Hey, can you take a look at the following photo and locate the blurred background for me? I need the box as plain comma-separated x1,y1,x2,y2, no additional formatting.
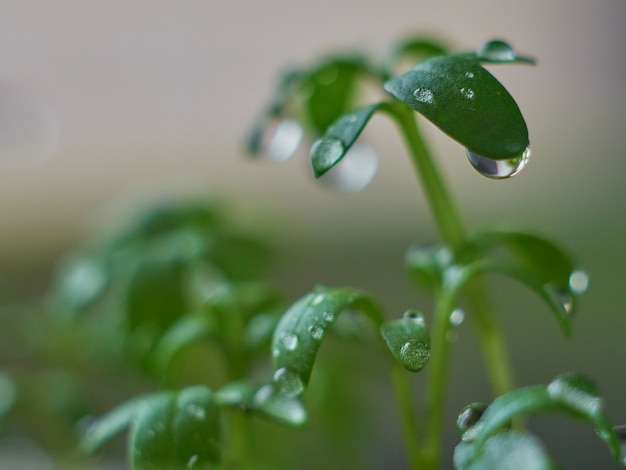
1,0,625,468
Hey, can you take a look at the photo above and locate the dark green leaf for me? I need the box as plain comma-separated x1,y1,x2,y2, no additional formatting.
311,103,383,178
461,375,621,463
304,57,366,134
455,430,553,470
130,386,221,469
384,55,528,159
379,311,430,372
271,285,384,396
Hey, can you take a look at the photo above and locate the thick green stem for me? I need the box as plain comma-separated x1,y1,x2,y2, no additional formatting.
391,363,423,469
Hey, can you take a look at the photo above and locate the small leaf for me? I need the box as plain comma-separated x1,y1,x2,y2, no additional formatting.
380,311,431,372
455,430,553,470
304,57,367,134
130,386,221,469
270,285,384,396
150,315,215,375
79,394,155,455
311,103,383,178
384,55,528,159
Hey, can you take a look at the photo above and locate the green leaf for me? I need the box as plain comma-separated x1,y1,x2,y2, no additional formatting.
79,393,155,455
270,285,384,396
311,103,383,178
460,375,621,463
130,386,221,469
455,430,554,470
380,311,431,372
150,314,215,375
384,55,529,159
304,57,367,134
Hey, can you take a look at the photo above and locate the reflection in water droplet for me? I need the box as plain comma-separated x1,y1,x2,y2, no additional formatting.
450,309,465,326
0,87,59,170
399,340,430,371
569,270,589,294
466,146,530,179
281,332,299,351
413,87,434,104
259,118,303,161
478,39,516,61
308,324,324,340
318,142,378,192
273,368,305,397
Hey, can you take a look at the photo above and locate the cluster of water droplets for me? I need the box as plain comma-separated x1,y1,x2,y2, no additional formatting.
466,146,531,180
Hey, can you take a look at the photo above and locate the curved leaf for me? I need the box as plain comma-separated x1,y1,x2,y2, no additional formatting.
461,375,621,463
130,386,221,469
380,311,431,372
270,285,384,396
384,55,528,159
311,103,384,178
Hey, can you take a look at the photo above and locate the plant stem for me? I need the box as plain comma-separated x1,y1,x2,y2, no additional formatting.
390,103,514,466
391,362,423,469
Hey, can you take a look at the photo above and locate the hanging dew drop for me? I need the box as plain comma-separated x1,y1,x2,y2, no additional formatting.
252,118,303,161
399,340,430,372
569,270,589,294
466,146,530,179
311,137,345,169
478,39,516,62
272,368,305,397
318,142,379,192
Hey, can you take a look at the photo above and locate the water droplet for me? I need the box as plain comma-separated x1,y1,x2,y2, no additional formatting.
478,39,516,62
399,340,430,372
545,284,574,314
322,311,335,323
280,332,299,351
311,137,345,169
308,324,324,340
460,87,474,99
254,385,307,426
311,294,324,306
318,142,379,192
456,402,487,436
273,368,305,397
186,404,206,420
466,146,531,179
548,373,602,414
413,87,434,104
569,270,589,294
252,118,303,161
465,71,475,79
187,455,199,468
402,310,425,324
450,309,465,326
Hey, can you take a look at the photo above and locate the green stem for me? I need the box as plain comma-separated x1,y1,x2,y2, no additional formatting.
391,363,423,469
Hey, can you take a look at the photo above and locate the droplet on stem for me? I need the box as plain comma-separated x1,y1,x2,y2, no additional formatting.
466,146,530,179
318,142,379,192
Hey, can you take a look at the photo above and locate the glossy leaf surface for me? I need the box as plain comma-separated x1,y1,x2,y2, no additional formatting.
271,285,384,395
384,55,528,159
311,103,383,177
380,311,431,372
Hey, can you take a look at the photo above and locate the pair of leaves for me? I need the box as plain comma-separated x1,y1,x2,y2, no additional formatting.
455,373,622,469
80,386,221,469
405,228,583,335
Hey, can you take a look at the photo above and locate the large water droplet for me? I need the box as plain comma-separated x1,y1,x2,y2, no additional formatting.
310,136,345,168
399,339,430,371
280,332,299,351
318,142,379,192
478,39,516,62
253,118,303,161
456,402,487,436
273,367,305,397
569,270,589,295
466,146,530,179
253,384,307,425
413,87,434,104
